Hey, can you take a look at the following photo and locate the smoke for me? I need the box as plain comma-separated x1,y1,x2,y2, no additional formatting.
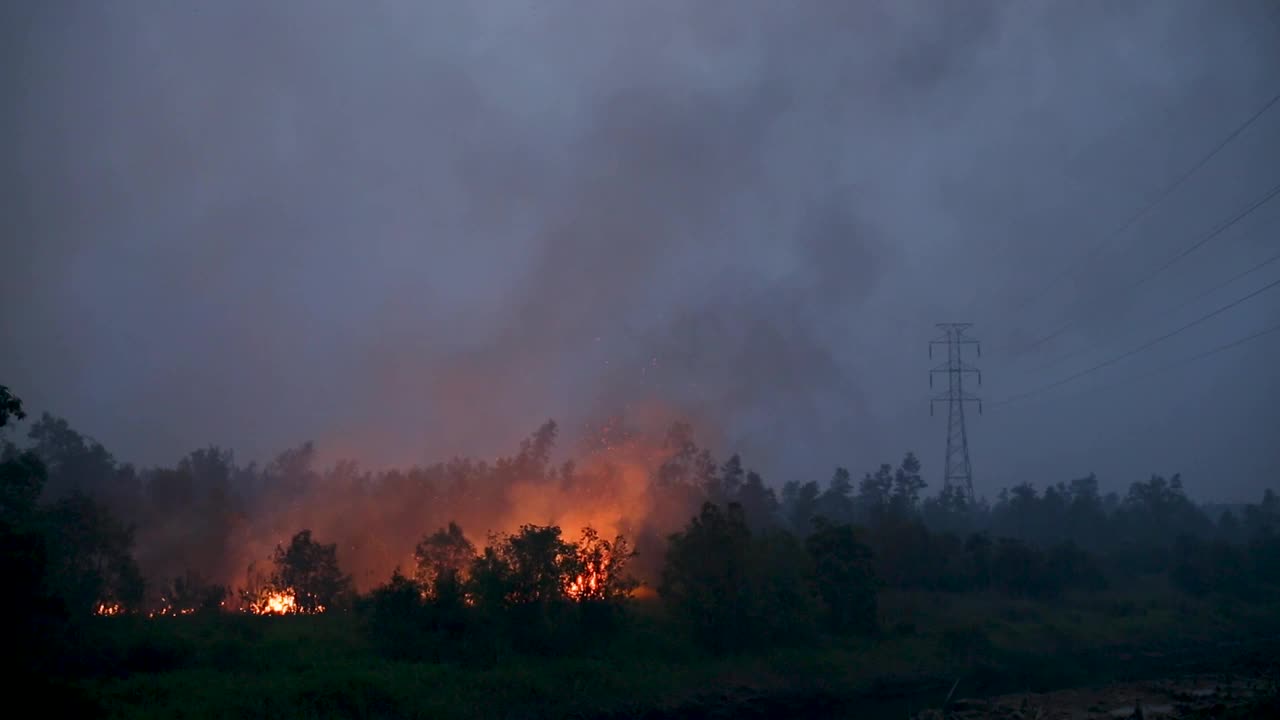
3,0,1279,508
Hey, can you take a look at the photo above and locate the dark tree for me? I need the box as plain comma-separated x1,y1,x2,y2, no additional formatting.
660,502,753,651
805,520,878,635
272,529,353,612
891,452,926,514
816,467,855,525
782,479,821,533
1,450,46,524
705,454,745,506
159,571,228,614
856,464,894,523
737,470,780,529
497,524,578,604
514,420,558,480
42,493,145,614
366,569,431,661
414,522,477,595
0,385,25,428
27,414,122,500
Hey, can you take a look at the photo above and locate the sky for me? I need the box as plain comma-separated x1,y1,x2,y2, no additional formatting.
3,0,1279,502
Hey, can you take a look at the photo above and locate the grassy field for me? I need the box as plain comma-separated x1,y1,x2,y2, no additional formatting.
70,580,1280,719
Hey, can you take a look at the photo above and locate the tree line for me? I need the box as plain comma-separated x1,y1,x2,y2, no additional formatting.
3,384,1280,674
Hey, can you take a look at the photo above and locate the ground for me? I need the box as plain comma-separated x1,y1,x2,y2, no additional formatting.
69,583,1280,719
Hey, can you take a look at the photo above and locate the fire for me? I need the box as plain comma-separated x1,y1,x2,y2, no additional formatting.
95,602,123,616
250,589,298,614
148,598,198,618
566,557,611,601
246,588,325,615
564,527,637,601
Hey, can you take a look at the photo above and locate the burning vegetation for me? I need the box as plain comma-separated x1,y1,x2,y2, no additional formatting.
94,602,122,617
5,415,696,618
8,404,1280,663
246,589,303,615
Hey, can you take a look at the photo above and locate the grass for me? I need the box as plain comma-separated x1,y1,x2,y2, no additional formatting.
72,586,1280,719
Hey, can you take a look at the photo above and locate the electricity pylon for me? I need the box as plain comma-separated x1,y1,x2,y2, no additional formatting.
930,323,982,503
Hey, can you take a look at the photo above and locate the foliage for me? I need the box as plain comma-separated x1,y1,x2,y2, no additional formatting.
660,502,819,652
570,526,639,601
41,493,146,614
0,384,24,428
271,530,353,612
160,571,229,614
804,520,878,635
364,570,432,661
413,522,476,595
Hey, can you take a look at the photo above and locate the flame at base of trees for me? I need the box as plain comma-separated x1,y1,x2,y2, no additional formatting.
244,587,326,615
236,530,351,615
564,528,637,602
95,602,123,616
149,601,198,617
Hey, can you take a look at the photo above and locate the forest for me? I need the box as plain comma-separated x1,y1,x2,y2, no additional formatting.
3,384,1279,719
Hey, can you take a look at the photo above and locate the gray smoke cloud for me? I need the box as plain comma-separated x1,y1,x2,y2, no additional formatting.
3,0,1279,500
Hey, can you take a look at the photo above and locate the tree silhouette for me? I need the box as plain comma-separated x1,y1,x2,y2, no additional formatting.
271,529,352,612
42,493,145,614
891,452,926,514
737,470,780,529
816,467,855,525
660,502,754,652
782,479,821,533
0,385,25,428
497,524,578,604
569,527,638,602
414,522,476,595
805,520,878,635
856,464,894,523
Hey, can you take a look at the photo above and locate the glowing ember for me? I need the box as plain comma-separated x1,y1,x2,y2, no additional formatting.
95,602,123,616
148,598,197,618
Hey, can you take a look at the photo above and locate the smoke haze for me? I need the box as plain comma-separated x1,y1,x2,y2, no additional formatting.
4,1,1280,501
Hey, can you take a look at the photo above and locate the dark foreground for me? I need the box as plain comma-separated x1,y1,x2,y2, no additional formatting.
44,587,1280,719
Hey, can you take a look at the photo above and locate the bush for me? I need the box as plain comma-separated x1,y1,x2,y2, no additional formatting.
365,571,431,661
660,502,820,652
805,521,878,635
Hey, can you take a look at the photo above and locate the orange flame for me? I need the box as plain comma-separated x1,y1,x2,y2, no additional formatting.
246,588,325,615
566,556,612,601
95,602,124,616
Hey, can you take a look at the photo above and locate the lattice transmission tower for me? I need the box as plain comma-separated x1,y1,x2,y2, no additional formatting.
930,323,982,503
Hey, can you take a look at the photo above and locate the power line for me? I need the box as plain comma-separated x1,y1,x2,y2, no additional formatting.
992,275,1280,408
1012,88,1280,319
1078,322,1280,401
1020,178,1280,354
1033,240,1280,375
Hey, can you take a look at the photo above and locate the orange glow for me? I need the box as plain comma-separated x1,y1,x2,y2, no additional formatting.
566,556,611,601
631,585,658,600
246,588,325,615
250,589,297,614
148,598,197,617
95,602,123,616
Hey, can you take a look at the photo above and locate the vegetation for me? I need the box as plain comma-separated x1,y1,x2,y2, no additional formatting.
3,384,1280,718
